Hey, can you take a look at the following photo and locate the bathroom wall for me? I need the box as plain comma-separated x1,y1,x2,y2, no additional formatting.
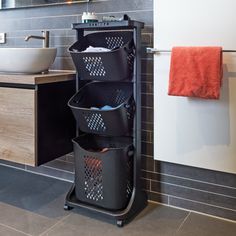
0,0,236,221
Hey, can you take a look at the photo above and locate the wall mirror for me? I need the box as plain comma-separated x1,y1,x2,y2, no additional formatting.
0,0,90,10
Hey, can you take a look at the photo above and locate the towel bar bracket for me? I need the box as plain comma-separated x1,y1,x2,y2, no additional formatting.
146,47,162,54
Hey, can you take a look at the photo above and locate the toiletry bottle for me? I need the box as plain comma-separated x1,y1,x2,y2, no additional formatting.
82,12,98,23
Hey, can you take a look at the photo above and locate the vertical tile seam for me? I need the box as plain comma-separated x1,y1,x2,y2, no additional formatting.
39,214,71,236
176,211,191,233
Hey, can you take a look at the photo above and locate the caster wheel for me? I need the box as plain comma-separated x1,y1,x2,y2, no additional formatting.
64,204,73,211
117,220,124,227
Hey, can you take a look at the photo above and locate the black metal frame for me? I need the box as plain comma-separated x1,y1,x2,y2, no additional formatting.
64,19,147,227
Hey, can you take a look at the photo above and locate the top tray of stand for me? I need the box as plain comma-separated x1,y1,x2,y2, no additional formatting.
72,20,144,31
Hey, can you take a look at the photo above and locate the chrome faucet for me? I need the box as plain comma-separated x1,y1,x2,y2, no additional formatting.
25,31,49,48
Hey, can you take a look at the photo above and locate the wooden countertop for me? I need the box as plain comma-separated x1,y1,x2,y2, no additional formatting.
0,70,76,85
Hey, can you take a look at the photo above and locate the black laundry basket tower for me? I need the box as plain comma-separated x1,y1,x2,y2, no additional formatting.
64,19,147,228
73,135,133,210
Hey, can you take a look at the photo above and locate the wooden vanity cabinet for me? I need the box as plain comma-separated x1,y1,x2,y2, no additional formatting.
0,72,76,166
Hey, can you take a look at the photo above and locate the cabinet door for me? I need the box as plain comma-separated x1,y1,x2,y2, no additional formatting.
0,87,35,166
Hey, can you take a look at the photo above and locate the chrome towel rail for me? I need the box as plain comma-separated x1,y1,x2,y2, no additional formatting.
146,47,236,54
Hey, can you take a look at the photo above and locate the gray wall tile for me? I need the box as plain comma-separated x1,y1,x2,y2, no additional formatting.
88,0,153,13
155,161,236,188
30,15,77,30
44,159,75,173
142,93,153,107
141,81,153,94
143,171,236,197
141,58,154,75
141,130,153,143
142,122,154,131
141,178,151,191
26,165,74,182
151,181,236,210
146,191,169,204
142,141,154,156
142,107,154,123
141,157,155,172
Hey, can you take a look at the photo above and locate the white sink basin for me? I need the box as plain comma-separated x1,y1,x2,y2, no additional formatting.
0,48,57,74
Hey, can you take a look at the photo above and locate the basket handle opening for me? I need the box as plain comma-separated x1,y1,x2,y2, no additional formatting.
124,39,135,54
125,97,136,113
127,146,135,157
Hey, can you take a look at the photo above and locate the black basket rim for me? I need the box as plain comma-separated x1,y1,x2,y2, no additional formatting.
68,31,134,54
68,47,122,54
72,135,133,153
68,81,132,111
68,103,123,112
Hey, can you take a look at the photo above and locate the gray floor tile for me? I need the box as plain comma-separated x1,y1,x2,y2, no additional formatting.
43,204,189,236
32,193,70,219
0,202,58,236
176,212,236,236
0,224,28,236
3,164,236,236
0,165,72,218
0,165,73,235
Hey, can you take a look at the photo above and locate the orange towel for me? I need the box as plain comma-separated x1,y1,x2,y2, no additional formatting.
168,47,223,99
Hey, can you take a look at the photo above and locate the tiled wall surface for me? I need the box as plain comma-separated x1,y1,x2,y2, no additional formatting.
0,0,236,221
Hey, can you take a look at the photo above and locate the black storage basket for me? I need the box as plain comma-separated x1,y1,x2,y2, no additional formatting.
68,82,134,136
73,134,133,210
69,31,135,81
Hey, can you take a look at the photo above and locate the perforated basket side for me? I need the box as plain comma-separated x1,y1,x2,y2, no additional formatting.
84,155,103,202
82,56,106,77
82,111,107,133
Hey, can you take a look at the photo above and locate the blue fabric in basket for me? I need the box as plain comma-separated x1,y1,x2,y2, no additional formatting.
91,105,113,111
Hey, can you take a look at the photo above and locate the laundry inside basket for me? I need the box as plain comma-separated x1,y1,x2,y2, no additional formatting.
82,46,111,53
90,105,114,111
